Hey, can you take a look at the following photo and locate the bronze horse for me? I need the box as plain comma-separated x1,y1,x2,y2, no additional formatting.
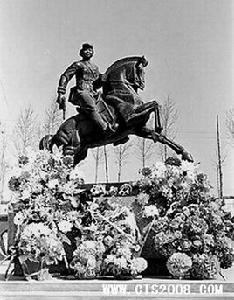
40,56,193,165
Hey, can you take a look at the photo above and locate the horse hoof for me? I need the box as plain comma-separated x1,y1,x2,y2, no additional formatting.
182,152,194,162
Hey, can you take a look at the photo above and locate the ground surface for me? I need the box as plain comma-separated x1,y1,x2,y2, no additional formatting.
1,261,234,299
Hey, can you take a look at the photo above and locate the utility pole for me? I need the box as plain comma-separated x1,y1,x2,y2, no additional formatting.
216,115,223,200
103,146,109,183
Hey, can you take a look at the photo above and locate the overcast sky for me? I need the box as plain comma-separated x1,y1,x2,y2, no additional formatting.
0,0,233,194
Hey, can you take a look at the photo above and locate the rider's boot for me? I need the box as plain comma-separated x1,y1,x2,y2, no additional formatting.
90,110,119,136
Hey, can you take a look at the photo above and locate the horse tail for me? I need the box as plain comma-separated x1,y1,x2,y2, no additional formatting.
39,135,53,151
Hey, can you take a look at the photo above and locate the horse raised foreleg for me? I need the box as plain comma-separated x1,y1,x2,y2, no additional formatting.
126,101,157,127
136,127,194,162
134,100,158,113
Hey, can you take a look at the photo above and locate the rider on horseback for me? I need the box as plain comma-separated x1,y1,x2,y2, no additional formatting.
56,43,118,136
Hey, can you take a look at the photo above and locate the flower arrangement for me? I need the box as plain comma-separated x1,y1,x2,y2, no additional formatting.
166,253,192,279
70,240,106,278
8,149,147,280
133,157,234,279
70,197,147,278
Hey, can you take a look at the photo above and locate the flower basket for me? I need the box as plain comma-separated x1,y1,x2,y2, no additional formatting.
18,256,52,280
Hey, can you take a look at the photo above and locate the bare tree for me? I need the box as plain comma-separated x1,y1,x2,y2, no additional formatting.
13,106,38,155
135,137,154,169
216,115,224,200
91,147,104,183
43,98,62,136
225,108,234,145
158,96,178,161
0,123,8,203
114,141,132,183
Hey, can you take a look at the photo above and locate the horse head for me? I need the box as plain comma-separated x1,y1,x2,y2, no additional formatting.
103,56,148,94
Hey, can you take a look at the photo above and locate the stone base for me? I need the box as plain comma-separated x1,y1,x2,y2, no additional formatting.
0,277,233,300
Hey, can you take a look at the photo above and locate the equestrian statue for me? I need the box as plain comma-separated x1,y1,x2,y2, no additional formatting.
40,43,193,165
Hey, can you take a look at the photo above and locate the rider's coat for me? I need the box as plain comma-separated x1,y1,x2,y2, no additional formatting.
60,60,100,107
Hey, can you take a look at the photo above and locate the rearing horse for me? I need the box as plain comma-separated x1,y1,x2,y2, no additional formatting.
40,56,193,165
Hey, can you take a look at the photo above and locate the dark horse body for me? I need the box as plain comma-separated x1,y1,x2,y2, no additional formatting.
40,56,193,165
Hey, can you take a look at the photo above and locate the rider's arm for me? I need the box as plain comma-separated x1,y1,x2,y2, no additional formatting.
57,62,80,95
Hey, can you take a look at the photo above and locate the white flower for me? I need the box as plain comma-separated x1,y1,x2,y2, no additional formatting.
161,185,173,199
47,178,59,189
89,202,99,211
14,212,25,225
10,166,22,177
51,148,63,161
167,165,181,178
21,222,51,239
58,220,73,233
181,161,197,181
151,162,167,178
181,161,196,173
137,192,149,205
70,197,79,208
70,166,85,180
87,257,96,269
36,223,52,236
25,147,37,164
114,257,128,269
21,189,31,200
105,255,115,263
38,170,47,180
144,205,159,218
83,241,96,249
91,185,106,195
10,194,20,204
131,257,148,273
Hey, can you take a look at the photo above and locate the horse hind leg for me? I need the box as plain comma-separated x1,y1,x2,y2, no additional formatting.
39,135,53,151
136,127,194,162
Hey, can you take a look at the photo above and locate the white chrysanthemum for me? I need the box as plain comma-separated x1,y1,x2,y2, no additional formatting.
10,166,22,177
70,165,85,180
91,184,106,195
58,220,73,233
119,247,132,259
36,222,52,236
114,257,128,269
38,170,47,180
51,148,63,161
21,222,51,239
181,161,197,181
137,192,149,205
21,189,31,200
131,257,148,273
161,185,173,198
151,162,167,178
25,147,37,164
144,205,159,217
87,257,96,269
14,212,25,225
167,165,181,178
83,241,96,249
10,194,20,204
105,255,115,263
181,161,196,173
47,178,59,189
89,202,99,211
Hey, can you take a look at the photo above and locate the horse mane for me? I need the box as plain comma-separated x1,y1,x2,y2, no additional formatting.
105,56,142,75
